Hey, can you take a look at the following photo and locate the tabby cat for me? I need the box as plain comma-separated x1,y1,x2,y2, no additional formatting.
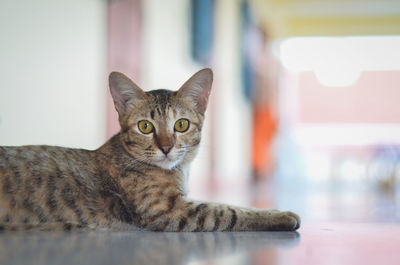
0,69,300,231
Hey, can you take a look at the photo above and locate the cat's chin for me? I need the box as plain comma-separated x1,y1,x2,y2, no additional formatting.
153,156,182,171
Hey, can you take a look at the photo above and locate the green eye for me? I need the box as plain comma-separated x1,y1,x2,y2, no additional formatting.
138,120,154,134
174,119,190,133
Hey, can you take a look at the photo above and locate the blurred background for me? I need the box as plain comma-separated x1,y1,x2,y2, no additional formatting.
1,0,400,224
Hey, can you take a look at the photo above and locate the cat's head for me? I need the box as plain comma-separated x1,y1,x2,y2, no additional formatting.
109,69,213,170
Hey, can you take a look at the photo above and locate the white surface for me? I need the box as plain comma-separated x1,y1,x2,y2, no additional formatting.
294,124,400,146
213,0,251,181
279,36,400,87
0,0,107,149
141,0,196,91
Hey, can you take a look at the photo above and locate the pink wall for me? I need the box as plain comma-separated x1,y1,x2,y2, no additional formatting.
299,71,400,124
107,0,142,138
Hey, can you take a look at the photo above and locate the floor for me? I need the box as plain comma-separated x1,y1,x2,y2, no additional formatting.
1,222,399,265
1,180,399,265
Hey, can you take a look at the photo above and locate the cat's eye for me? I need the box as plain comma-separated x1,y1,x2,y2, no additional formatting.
174,119,190,133
138,120,154,134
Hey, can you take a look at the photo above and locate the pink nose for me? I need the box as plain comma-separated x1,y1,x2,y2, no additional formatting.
160,145,172,155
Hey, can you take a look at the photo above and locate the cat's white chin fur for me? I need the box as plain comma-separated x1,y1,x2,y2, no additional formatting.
154,156,183,171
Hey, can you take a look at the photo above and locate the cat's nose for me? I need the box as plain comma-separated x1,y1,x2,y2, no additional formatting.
160,145,173,155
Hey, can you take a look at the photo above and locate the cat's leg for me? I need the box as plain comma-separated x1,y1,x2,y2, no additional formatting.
135,193,300,232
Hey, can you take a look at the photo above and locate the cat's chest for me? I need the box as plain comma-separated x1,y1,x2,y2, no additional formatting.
117,167,186,197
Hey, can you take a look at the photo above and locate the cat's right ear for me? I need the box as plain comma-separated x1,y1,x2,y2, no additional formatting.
109,72,146,118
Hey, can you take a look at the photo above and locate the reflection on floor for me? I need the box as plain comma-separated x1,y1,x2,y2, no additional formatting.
0,230,300,265
1,179,399,265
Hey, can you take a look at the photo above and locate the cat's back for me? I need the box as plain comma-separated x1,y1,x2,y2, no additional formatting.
0,145,107,227
0,145,97,194
0,145,93,173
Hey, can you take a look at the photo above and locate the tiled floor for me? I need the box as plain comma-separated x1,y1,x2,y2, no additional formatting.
1,180,399,265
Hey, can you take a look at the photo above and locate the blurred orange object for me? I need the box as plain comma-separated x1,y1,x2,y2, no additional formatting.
252,105,277,181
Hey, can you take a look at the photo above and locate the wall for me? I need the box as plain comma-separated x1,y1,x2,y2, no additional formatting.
0,0,107,149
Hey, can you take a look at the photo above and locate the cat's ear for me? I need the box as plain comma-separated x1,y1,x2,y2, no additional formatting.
177,68,213,114
109,72,146,118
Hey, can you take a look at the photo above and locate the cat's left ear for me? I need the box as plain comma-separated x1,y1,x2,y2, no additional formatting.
177,68,213,114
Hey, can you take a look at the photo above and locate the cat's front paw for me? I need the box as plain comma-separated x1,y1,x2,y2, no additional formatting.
267,210,301,231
